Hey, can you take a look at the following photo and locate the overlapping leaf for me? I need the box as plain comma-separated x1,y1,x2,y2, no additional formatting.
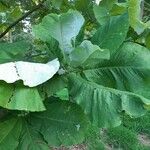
69,40,110,67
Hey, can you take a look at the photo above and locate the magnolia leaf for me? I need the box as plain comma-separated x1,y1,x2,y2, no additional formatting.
92,13,129,51
0,58,60,87
69,40,110,67
33,10,84,54
83,42,150,99
0,118,22,150
29,99,90,146
18,119,50,150
0,82,45,111
69,74,150,128
0,41,30,63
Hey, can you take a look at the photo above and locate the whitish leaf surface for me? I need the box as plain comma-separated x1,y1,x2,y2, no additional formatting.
92,13,129,51
0,118,22,150
33,10,84,54
69,74,150,128
69,40,110,67
0,82,45,111
29,100,90,146
0,58,60,87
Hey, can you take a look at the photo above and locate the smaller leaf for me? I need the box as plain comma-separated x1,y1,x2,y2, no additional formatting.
44,75,67,97
69,40,110,67
54,88,69,100
0,82,45,112
7,83,46,111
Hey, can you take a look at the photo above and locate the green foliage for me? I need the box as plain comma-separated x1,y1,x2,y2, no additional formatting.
0,0,150,149
107,126,139,150
0,41,31,63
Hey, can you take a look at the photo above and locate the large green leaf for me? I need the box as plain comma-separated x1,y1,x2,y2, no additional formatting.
83,42,150,99
0,82,45,111
0,118,22,150
92,13,129,51
18,119,50,150
33,10,84,54
29,99,90,146
69,40,110,67
69,74,150,128
0,41,30,63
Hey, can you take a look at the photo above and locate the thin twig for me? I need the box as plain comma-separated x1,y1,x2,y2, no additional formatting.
0,1,45,39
